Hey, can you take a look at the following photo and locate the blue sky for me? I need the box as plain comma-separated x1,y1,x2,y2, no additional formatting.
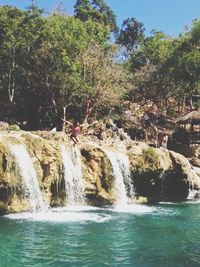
0,0,199,36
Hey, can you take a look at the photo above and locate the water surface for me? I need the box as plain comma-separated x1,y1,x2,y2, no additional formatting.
1,202,200,267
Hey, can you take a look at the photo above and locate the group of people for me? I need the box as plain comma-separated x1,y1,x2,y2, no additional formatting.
62,116,169,148
62,118,102,145
62,118,123,146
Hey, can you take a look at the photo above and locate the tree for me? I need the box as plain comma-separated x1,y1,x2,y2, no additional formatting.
74,0,118,35
24,13,111,128
0,5,114,128
117,17,145,52
169,19,200,109
0,5,46,124
0,6,25,103
128,31,176,111
76,43,129,123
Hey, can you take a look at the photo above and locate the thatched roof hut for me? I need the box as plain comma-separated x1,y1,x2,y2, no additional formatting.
175,110,200,125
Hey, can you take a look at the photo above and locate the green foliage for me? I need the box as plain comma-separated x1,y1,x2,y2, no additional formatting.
124,20,200,112
0,5,122,129
127,32,176,107
142,31,174,64
167,19,200,107
74,0,118,35
0,3,199,130
117,17,145,52
191,19,200,43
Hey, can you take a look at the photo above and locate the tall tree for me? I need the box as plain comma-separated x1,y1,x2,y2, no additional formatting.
117,17,145,52
128,31,176,111
170,20,200,109
74,0,118,34
77,43,128,122
0,6,25,103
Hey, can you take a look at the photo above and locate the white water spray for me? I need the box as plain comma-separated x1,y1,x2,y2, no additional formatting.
117,152,135,199
187,167,200,200
103,149,134,205
9,144,46,212
61,145,85,205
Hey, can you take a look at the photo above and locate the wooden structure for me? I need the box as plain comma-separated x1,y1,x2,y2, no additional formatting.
175,110,200,126
175,110,200,144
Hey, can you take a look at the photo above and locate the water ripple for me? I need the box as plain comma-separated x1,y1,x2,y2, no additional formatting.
2,203,200,267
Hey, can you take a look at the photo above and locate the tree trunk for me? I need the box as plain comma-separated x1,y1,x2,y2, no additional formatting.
8,47,16,102
62,106,67,132
189,97,194,110
189,84,195,111
180,95,186,113
82,99,95,125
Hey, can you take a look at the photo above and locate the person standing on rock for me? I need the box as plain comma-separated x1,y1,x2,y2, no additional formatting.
62,119,81,146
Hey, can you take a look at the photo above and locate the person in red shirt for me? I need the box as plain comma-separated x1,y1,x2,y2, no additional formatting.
62,119,81,145
70,121,81,145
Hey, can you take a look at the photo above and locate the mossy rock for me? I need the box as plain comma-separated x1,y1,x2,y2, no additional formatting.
142,147,160,169
8,124,21,131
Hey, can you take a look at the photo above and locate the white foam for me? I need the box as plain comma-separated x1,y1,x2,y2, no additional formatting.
109,204,179,216
109,204,156,214
186,199,200,204
158,202,179,205
5,210,111,223
52,205,104,212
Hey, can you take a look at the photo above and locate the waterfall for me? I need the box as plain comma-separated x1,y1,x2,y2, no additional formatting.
104,149,134,205
9,144,46,212
187,188,198,200
61,145,85,205
187,167,200,200
187,178,198,200
117,152,135,200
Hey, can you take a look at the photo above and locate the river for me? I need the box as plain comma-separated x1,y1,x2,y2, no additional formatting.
1,202,200,267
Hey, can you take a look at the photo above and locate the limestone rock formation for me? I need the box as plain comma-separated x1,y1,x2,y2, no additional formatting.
80,145,116,205
0,131,199,214
128,143,200,202
190,145,200,168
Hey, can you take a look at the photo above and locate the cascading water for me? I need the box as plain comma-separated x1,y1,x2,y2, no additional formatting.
61,145,85,205
187,167,200,200
103,149,134,205
117,152,135,200
9,144,46,212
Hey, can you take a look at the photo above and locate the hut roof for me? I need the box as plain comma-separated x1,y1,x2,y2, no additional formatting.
175,110,200,125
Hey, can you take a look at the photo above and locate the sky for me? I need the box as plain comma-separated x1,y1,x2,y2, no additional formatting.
0,0,199,36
